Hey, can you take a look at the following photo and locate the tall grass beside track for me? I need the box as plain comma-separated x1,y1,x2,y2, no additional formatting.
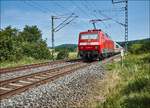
0,57,50,68
0,52,78,68
95,53,150,108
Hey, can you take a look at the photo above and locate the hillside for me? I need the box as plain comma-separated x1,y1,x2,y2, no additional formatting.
117,38,150,47
55,44,77,52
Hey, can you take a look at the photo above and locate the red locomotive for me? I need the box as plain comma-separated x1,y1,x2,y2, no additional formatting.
78,29,118,60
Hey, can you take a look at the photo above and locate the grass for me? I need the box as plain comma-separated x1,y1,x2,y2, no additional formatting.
0,52,78,68
1,51,149,107
0,56,50,68
69,52,78,59
95,53,150,108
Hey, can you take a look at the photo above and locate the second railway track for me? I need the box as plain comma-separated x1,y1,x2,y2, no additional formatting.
0,59,81,74
0,62,88,100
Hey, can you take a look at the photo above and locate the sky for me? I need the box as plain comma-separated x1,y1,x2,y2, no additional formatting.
1,0,150,47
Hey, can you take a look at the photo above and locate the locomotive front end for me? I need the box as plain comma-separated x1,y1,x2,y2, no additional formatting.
78,30,100,60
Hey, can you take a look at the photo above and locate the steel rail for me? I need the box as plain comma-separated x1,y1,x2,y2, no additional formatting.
0,59,81,74
0,62,87,100
0,54,120,100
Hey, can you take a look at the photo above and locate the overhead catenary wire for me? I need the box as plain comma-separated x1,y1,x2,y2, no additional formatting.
98,10,125,27
91,3,124,38
89,18,111,29
92,3,124,22
29,0,59,16
24,0,74,17
55,16,78,32
23,0,48,14
23,1,127,51
81,0,97,19
71,0,106,29
83,0,99,19
81,0,110,29
53,1,74,14
54,13,75,31
99,8,125,12
71,0,91,18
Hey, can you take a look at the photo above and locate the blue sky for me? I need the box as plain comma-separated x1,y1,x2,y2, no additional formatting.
1,0,149,46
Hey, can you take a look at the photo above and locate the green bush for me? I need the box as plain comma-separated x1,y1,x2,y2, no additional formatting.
123,92,150,108
56,50,69,60
142,41,150,53
129,40,150,54
142,53,150,63
0,25,51,62
123,76,150,94
129,44,143,54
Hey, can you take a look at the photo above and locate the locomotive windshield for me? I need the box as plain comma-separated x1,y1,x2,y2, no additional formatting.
80,34,98,39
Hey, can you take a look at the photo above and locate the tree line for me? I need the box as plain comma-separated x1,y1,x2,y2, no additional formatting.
0,25,52,62
1,25,149,62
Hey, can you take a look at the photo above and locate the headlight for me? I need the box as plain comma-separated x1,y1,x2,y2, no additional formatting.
95,46,98,49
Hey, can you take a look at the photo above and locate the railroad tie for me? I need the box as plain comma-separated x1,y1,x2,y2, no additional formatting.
27,78,39,81
19,80,32,84
9,83,23,87
39,74,48,77
34,76,45,79
0,87,12,91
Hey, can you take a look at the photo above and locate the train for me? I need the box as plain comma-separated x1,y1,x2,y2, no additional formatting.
78,29,122,60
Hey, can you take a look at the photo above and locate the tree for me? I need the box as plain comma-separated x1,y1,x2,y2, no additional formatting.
0,25,52,62
20,25,42,43
0,26,23,61
22,41,52,59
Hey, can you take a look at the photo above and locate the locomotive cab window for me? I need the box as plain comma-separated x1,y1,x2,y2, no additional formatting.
80,34,98,39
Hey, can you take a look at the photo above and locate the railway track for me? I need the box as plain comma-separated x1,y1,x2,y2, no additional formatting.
0,59,81,74
0,62,88,100
0,54,120,100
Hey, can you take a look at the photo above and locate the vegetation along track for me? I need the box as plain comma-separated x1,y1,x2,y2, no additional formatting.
0,54,120,100
0,59,81,74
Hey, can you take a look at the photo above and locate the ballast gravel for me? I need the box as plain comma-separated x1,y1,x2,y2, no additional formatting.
0,62,76,81
0,63,105,108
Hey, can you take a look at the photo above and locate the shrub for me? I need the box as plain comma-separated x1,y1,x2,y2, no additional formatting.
123,92,150,108
56,50,69,60
129,44,143,54
123,76,150,94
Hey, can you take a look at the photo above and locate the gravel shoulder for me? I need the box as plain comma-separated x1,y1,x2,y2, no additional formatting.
0,63,105,108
